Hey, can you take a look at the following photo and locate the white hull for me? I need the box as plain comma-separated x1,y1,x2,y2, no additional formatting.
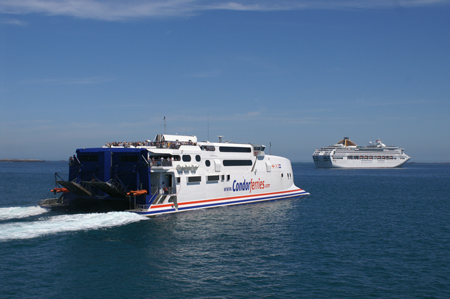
135,187,307,216
312,138,410,169
128,135,309,216
313,157,409,168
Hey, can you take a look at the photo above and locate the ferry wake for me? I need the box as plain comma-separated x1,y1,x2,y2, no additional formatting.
40,134,309,216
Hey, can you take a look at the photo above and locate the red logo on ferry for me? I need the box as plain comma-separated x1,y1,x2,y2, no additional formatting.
232,178,270,193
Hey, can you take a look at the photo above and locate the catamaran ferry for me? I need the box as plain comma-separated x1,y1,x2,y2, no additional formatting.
40,134,309,216
312,137,410,168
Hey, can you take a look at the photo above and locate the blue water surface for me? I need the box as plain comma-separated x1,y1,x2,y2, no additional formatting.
0,162,449,298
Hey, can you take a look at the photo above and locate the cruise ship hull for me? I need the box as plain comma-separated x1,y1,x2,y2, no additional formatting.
313,157,409,168
312,138,410,169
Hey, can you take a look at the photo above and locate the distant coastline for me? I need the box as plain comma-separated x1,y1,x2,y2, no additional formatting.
292,161,450,165
0,159,45,162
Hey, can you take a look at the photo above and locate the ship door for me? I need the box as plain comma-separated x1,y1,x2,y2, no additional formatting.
163,173,175,194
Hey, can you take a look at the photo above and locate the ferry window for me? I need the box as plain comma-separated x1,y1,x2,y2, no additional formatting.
176,177,181,184
281,173,284,178
223,160,253,166
182,155,191,162
78,154,98,162
195,155,201,162
205,160,211,167
207,175,220,182
219,146,252,153
200,145,215,151
119,155,139,163
221,175,225,181
227,175,230,181
187,176,201,183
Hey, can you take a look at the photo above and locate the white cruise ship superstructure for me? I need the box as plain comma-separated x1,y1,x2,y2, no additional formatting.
312,137,410,168
40,134,309,216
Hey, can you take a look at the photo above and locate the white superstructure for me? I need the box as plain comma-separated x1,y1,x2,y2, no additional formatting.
41,134,309,215
130,134,309,216
312,137,410,168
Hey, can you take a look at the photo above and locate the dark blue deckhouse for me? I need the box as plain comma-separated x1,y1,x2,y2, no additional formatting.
41,147,156,212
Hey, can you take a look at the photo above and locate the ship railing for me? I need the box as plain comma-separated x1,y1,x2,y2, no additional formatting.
150,186,175,195
111,176,128,195
39,197,61,206
106,141,198,149
150,160,173,167
129,186,175,210
55,172,67,183
153,141,197,149
132,204,149,211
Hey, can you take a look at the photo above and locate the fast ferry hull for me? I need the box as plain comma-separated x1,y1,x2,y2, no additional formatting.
40,134,309,215
40,197,130,212
42,187,308,215
132,187,308,216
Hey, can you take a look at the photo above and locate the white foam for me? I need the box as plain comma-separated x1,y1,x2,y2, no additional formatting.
0,212,148,241
0,206,49,221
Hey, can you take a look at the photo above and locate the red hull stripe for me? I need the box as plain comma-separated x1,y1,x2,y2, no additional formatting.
150,188,306,209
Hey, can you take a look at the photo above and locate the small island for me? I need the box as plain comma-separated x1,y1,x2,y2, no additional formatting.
0,159,45,162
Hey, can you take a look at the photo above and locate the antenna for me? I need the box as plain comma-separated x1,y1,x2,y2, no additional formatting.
270,142,272,155
164,116,166,134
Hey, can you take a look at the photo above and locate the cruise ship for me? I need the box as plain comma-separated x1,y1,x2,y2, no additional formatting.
40,134,309,216
312,137,410,168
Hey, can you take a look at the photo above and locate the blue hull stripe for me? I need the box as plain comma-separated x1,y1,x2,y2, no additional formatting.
134,191,309,216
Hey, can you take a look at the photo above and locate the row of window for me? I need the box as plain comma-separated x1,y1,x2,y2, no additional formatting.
78,153,255,169
151,155,253,166
199,145,253,153
313,155,397,161
347,156,395,160
186,172,291,183
219,146,252,153
187,174,231,183
78,154,140,163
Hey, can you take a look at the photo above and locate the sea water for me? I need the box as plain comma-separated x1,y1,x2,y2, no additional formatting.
0,161,449,298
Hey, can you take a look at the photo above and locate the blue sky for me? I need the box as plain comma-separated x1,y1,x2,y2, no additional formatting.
1,0,449,162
